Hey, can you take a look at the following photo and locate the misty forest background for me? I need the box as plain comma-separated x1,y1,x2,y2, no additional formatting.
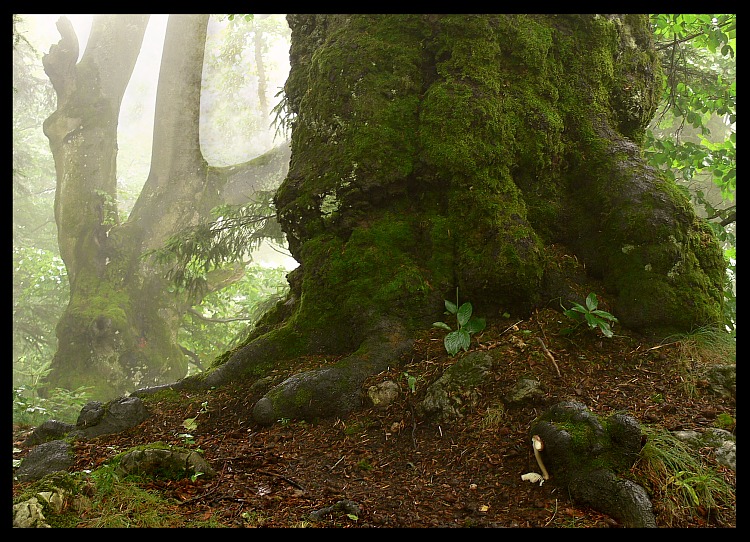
12,14,735,425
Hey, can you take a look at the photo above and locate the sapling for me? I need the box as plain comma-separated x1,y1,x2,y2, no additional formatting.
433,288,486,356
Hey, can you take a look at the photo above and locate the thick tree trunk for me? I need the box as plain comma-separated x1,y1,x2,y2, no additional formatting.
42,15,290,400
164,14,724,424
274,14,724,339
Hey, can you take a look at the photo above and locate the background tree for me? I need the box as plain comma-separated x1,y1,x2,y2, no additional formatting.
38,14,290,401
159,14,726,426
13,14,82,420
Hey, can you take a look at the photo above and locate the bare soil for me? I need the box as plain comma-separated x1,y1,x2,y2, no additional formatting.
13,308,736,528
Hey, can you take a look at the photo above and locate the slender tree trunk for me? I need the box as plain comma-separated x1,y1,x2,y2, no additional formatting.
42,14,289,400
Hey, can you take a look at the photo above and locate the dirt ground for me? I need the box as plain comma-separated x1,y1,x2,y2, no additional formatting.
13,308,736,528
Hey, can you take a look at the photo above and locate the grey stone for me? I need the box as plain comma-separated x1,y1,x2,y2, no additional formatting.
502,377,544,407
23,420,76,447
368,380,400,408
417,351,495,423
115,447,216,479
15,440,74,483
71,396,149,439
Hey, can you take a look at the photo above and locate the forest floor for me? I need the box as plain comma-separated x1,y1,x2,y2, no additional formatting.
13,308,736,528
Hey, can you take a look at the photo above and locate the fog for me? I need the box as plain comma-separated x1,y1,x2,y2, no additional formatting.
20,14,296,269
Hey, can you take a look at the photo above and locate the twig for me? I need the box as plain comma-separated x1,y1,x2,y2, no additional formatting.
544,498,558,527
536,337,561,377
408,400,418,450
500,320,524,336
257,469,305,491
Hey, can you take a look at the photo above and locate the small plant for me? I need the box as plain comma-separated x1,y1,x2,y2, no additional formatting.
356,459,373,471
561,292,618,338
633,425,735,527
403,372,417,393
433,288,486,356
178,401,209,446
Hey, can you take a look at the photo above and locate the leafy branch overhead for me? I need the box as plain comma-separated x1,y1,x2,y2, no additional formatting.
647,14,735,334
143,190,285,297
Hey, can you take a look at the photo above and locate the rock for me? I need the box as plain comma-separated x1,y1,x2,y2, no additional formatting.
13,497,50,528
368,380,400,408
70,396,149,439
502,377,544,407
23,420,76,447
115,446,216,480
416,351,495,424
673,427,736,472
76,401,105,427
252,397,276,426
15,440,74,483
705,364,736,399
309,499,361,521
530,401,655,528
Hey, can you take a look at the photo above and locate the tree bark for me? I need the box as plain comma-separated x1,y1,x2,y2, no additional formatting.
42,15,290,400
163,14,725,424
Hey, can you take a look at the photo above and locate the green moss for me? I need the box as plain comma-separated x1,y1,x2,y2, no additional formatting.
277,14,720,343
68,273,130,331
292,214,436,343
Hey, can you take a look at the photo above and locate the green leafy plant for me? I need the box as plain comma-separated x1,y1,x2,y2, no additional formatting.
634,424,735,527
715,412,735,431
178,401,209,445
561,292,618,338
402,372,417,393
433,288,486,356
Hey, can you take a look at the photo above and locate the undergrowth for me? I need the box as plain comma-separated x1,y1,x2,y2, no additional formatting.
632,425,735,527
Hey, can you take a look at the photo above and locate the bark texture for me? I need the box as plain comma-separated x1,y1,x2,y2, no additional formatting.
174,14,724,424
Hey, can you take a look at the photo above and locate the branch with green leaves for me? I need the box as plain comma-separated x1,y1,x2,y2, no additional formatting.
143,190,285,297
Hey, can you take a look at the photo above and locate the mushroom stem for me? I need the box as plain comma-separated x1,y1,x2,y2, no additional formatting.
532,435,550,480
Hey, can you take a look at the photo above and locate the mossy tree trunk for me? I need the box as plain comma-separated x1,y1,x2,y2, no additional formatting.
172,14,724,424
41,15,288,401
275,13,724,339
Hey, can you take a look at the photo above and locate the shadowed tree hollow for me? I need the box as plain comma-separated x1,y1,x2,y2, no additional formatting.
149,14,724,425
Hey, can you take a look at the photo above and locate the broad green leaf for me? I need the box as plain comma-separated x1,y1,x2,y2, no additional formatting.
445,329,470,356
182,417,198,432
599,322,613,338
457,302,473,327
445,299,458,314
584,312,598,328
585,293,598,311
464,316,486,334
592,309,618,322
433,321,452,331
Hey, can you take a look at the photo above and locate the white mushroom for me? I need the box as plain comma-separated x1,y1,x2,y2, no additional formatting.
532,435,550,480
